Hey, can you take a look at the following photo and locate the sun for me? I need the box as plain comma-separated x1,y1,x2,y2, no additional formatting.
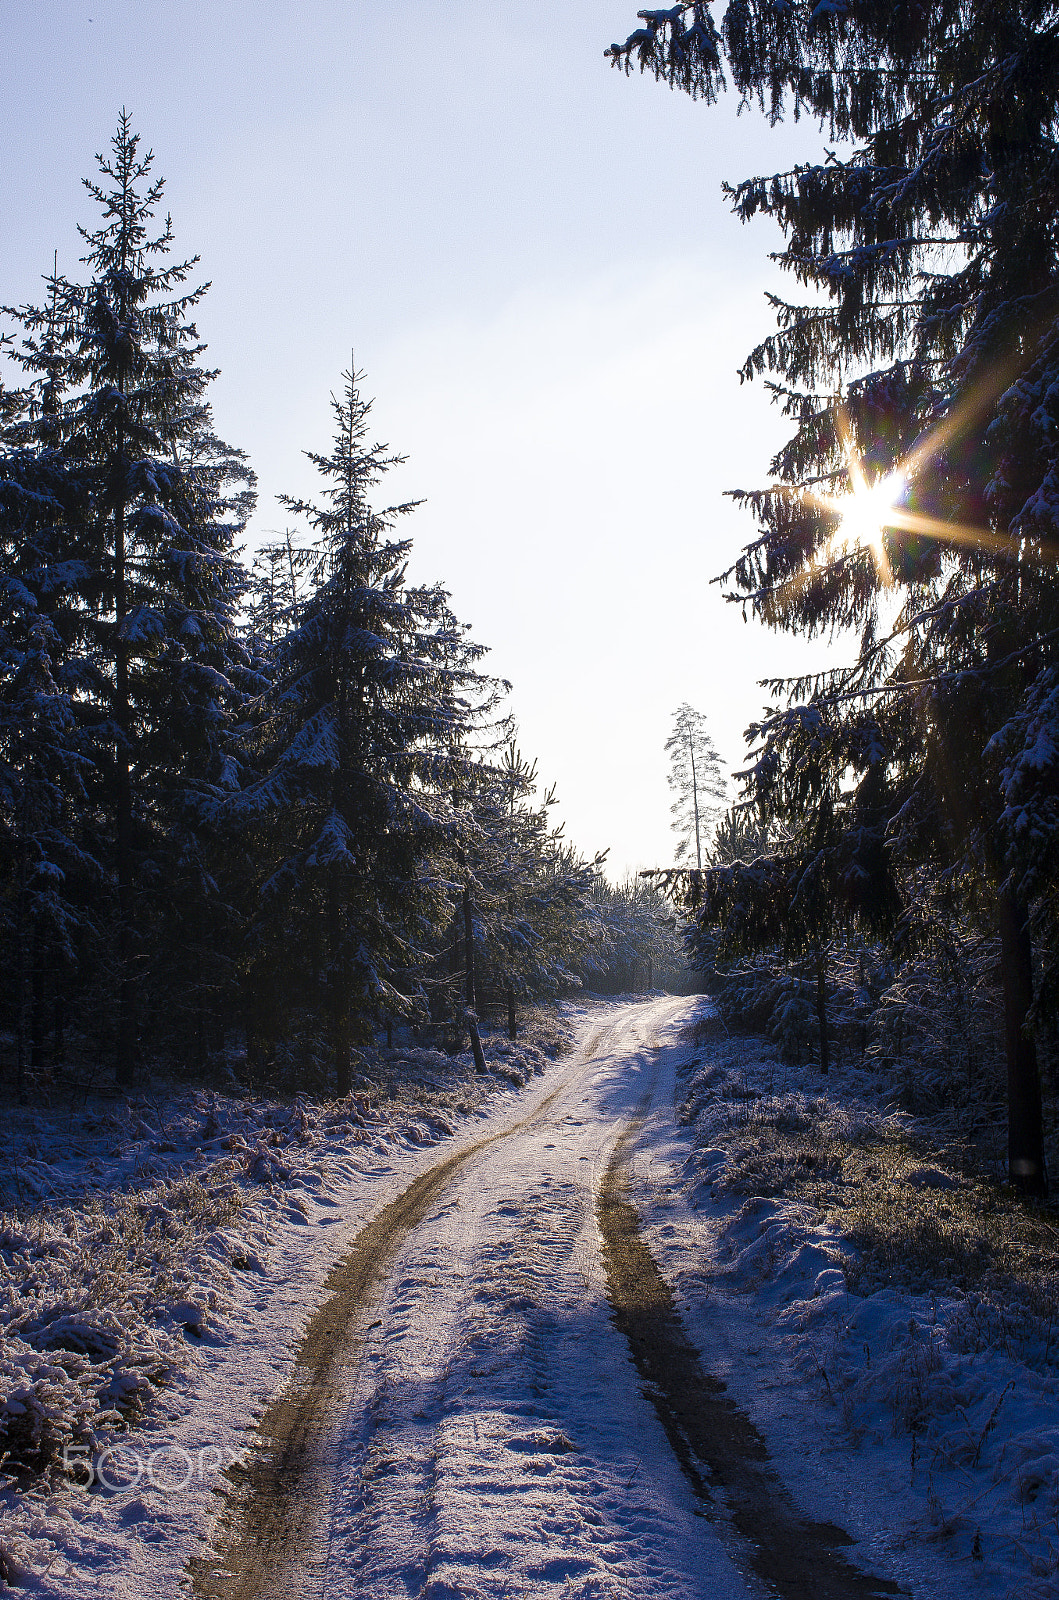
786,371,1059,605
806,402,908,580
835,469,906,557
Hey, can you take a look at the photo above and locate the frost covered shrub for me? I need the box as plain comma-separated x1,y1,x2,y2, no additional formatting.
0,1025,560,1490
712,947,877,1066
766,979,815,1063
720,1119,845,1197
706,925,1015,1156
511,1004,575,1061
845,1182,998,1293
682,1031,1059,1323
680,1013,1059,1593
863,935,1005,1118
0,1336,101,1476
0,1171,241,1475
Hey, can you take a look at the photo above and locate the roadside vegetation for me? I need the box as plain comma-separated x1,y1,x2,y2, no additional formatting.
0,1008,569,1503
675,1011,1059,1595
0,120,685,1110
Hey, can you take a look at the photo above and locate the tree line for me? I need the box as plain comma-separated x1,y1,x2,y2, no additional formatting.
615,2,1059,1195
0,116,672,1098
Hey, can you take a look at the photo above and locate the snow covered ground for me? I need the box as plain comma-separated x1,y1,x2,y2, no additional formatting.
296,996,747,1600
631,1004,1059,1600
0,1021,566,1593
3,996,1056,1598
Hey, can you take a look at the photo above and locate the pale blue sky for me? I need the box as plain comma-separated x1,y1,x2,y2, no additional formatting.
3,0,834,876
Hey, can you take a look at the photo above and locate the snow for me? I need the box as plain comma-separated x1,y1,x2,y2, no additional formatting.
317,998,743,1600
0,1027,564,1593
4,996,1056,1597
631,1004,1059,1600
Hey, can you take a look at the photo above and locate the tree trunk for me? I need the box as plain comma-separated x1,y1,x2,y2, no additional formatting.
462,885,477,1015
53,991,65,1067
448,913,463,1049
30,941,48,1073
334,1011,352,1096
462,885,486,1073
15,851,29,1107
689,738,702,869
998,888,1047,1196
815,947,830,1076
329,868,352,1096
466,1010,487,1075
114,497,136,1087
195,1003,209,1077
507,984,517,1042
244,1018,257,1090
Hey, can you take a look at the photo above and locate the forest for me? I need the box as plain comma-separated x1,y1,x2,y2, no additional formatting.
5,4,1059,1207
616,0,1059,1201
6,6,1059,1594
0,116,685,1105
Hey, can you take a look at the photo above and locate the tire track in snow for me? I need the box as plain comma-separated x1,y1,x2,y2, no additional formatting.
192,998,752,1600
189,1062,576,1600
378,995,730,1600
600,1093,905,1600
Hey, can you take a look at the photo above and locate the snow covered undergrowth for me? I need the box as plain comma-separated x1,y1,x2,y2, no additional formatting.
632,1004,1059,1600
0,1014,568,1592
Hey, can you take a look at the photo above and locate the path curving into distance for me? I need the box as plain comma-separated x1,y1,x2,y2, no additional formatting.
192,997,904,1600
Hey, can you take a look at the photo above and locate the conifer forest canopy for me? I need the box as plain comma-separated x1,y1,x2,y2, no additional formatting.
613,0,1059,1196
0,117,687,1101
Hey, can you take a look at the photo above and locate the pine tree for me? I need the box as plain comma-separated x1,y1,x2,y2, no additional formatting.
239,367,492,1091
454,742,606,1034
610,2,1059,1188
664,703,725,867
2,115,255,1082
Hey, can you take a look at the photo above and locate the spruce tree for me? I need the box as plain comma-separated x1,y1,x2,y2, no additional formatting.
610,3,1059,1189
453,742,606,1034
240,367,491,1091
1,283,100,1090
2,115,254,1082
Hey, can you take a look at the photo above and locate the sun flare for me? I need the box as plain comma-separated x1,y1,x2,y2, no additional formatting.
787,370,1059,611
835,469,906,557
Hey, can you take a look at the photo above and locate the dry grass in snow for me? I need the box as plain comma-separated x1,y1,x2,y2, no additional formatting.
0,1012,568,1516
677,1013,1059,1599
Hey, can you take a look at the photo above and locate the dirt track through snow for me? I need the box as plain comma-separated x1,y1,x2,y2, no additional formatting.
191,998,903,1600
600,1107,902,1600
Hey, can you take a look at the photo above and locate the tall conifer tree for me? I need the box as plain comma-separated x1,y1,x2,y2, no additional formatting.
241,368,492,1090
2,115,254,1081
453,742,606,1031
665,703,725,868
611,2,1059,1189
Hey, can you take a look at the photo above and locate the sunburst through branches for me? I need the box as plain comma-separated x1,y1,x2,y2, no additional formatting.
820,468,905,585
796,386,1059,599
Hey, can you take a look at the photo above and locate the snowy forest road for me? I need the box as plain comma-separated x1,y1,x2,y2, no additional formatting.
192,998,901,1600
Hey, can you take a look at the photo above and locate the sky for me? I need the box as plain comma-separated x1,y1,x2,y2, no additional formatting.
1,0,839,878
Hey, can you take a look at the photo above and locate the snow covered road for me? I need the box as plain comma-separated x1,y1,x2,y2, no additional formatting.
195,997,901,1600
